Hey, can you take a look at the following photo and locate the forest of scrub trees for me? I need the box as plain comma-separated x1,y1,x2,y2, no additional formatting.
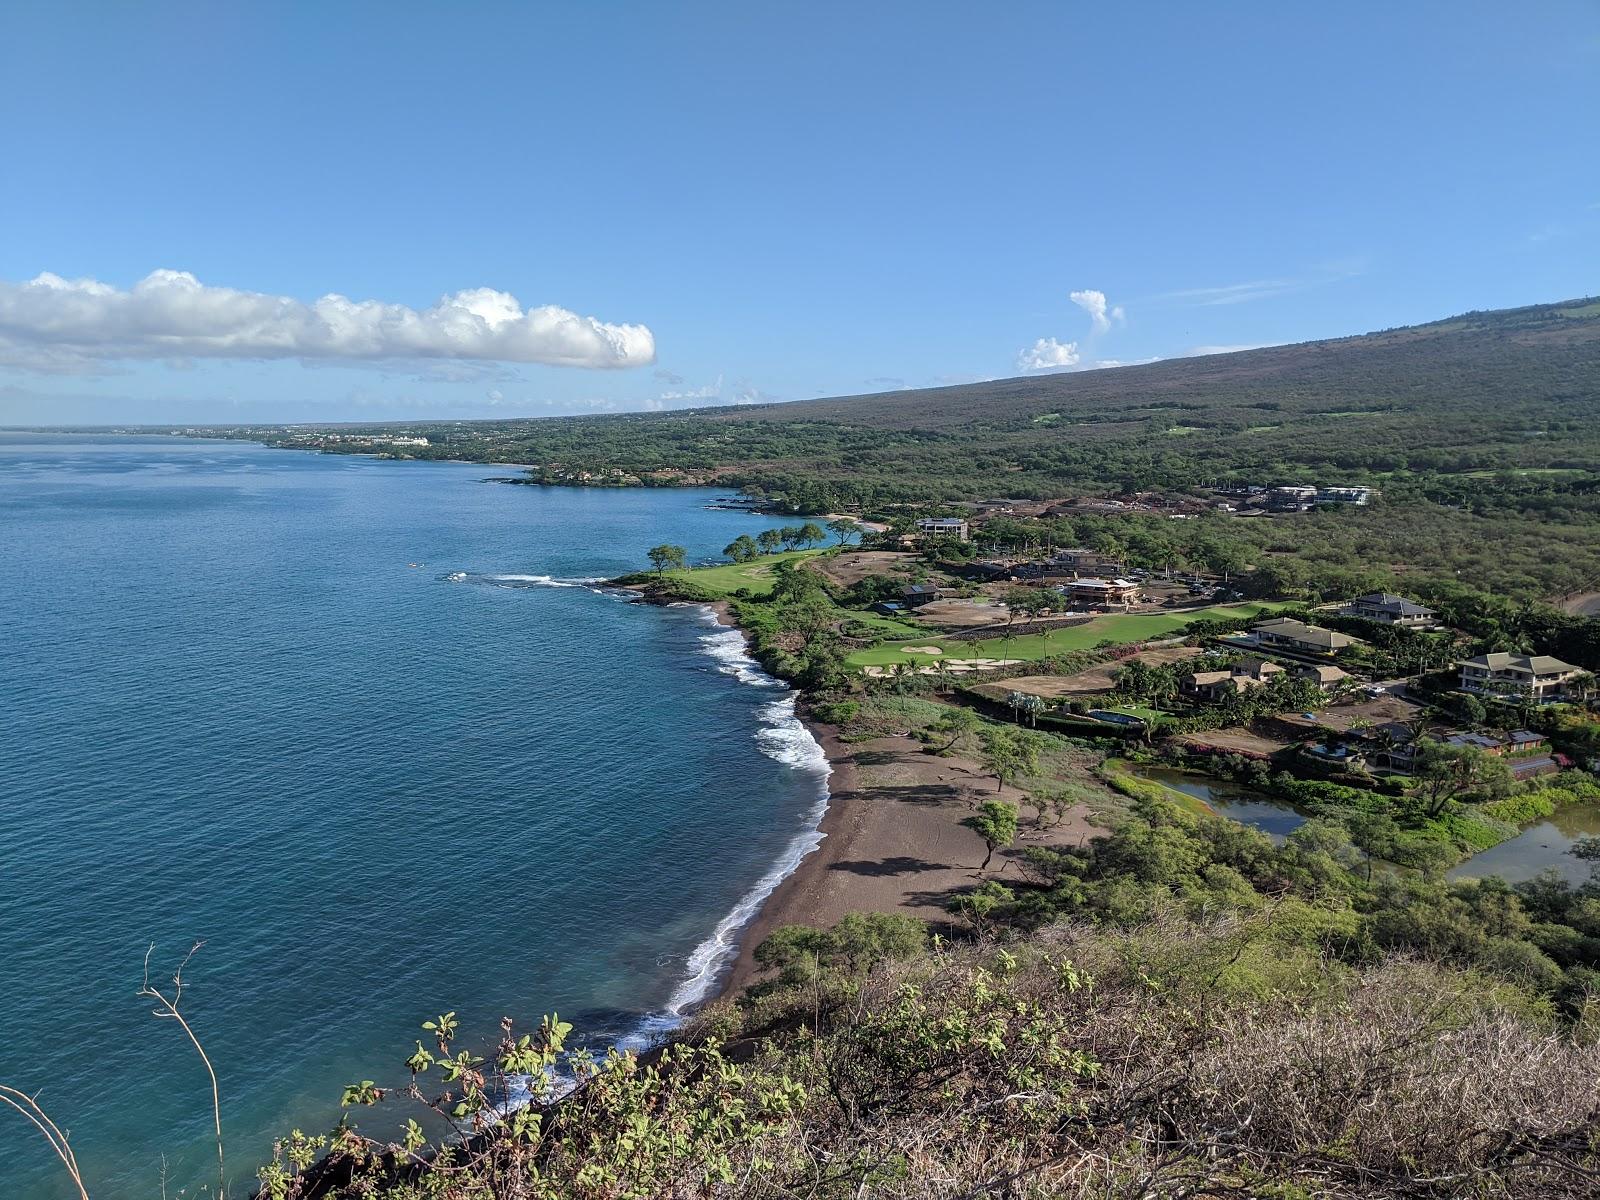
198,298,1600,602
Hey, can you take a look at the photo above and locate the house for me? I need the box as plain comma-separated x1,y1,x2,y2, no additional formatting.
1267,485,1319,512
1184,657,1285,702
954,559,1014,582
1293,663,1351,690
1251,618,1354,657
1445,731,1504,753
1457,652,1582,704
1442,729,1549,758
915,517,969,542
1302,741,1370,770
900,583,943,608
1063,577,1140,609
1343,593,1436,628
1317,486,1376,506
1507,755,1564,782
869,601,906,616
1045,548,1126,576
1365,722,1420,772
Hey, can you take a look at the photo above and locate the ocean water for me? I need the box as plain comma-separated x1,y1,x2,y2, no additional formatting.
0,433,829,1198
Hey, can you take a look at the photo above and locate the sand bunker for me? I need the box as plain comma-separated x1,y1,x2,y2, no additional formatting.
901,645,944,655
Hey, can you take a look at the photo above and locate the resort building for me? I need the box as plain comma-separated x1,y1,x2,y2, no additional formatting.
915,517,970,542
1251,617,1354,657
1184,657,1285,702
1457,652,1582,705
1062,577,1140,609
1343,593,1436,627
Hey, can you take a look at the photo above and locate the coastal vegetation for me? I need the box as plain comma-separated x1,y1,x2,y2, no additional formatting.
190,298,1600,602
258,906,1600,1198
43,296,1599,1197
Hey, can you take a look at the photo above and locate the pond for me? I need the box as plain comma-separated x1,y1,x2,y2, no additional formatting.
1447,802,1600,886
1134,766,1308,842
1135,766,1600,886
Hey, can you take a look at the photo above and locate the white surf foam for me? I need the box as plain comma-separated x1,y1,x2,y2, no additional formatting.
633,606,833,1027
469,598,834,1103
485,573,608,588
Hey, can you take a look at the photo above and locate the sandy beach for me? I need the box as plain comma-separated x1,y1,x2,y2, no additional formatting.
722,713,1101,993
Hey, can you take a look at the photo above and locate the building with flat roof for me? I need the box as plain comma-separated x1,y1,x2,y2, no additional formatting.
915,517,969,542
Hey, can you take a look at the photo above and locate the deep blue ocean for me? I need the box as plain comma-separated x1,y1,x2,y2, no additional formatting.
0,433,829,1198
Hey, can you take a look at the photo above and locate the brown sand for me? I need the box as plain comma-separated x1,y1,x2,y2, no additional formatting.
722,719,1100,994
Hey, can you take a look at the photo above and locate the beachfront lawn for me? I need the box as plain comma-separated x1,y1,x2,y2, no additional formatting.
664,548,827,597
845,602,1289,670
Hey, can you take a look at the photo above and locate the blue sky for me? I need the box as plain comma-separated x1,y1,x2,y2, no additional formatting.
1,1,1596,425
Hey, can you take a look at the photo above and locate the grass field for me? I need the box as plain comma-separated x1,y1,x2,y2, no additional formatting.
665,548,826,597
844,602,1289,669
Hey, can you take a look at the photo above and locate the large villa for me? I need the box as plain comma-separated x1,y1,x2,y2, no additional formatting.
1457,652,1584,704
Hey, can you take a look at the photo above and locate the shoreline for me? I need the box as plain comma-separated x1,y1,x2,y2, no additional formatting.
689,600,857,1001
682,599,1099,1005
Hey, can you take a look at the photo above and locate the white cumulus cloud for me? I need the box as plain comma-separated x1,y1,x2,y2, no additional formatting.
1069,288,1125,334
0,270,655,372
1017,337,1080,371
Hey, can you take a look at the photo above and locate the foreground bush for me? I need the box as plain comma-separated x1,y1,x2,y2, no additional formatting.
266,912,1600,1198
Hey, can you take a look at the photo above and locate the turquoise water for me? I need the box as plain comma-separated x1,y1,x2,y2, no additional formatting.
0,433,829,1198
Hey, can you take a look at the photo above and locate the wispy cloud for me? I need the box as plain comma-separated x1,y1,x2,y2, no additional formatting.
0,270,655,373
1158,262,1365,308
1160,278,1303,306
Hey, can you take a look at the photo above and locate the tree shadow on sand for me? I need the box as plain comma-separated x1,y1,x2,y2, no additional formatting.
844,782,967,807
827,856,955,877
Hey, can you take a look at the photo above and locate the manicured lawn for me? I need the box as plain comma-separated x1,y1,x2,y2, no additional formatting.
846,610,927,638
845,602,1289,669
665,548,826,597
1097,704,1169,722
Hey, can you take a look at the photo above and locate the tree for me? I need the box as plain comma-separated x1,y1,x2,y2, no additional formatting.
756,529,783,555
963,799,1019,872
797,521,827,548
779,525,805,550
827,517,860,546
754,912,925,986
724,534,760,562
647,544,686,576
1410,741,1514,818
930,705,981,752
1006,691,1044,726
978,726,1044,793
